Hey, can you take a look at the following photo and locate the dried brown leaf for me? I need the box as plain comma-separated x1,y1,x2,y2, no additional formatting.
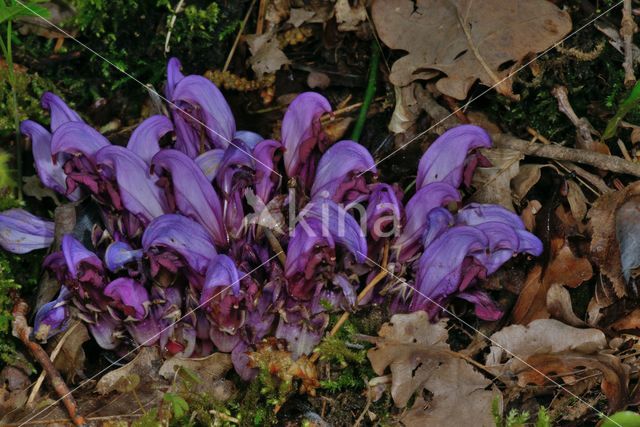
512,265,549,324
514,353,628,412
546,283,586,327
511,164,557,202
159,353,234,400
287,8,315,28
335,0,366,31
588,182,640,299
567,180,588,222
96,347,160,395
471,148,522,210
246,32,291,79
365,312,499,426
372,0,572,99
50,321,89,382
486,319,607,366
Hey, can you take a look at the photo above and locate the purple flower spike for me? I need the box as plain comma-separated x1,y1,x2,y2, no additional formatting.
142,214,217,275
104,278,150,320
40,92,83,131
20,120,81,200
253,139,282,202
0,209,54,254
413,226,489,313
152,149,227,247
393,182,461,262
170,75,236,150
311,140,377,203
126,115,174,164
61,234,103,279
195,149,225,181
457,289,503,321
201,255,241,304
367,183,403,241
33,287,71,341
50,121,110,160
300,198,367,263
416,125,491,189
95,145,169,222
282,92,332,186
104,241,143,271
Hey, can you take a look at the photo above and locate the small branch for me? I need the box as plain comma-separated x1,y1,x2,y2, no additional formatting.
12,301,85,426
164,0,186,54
492,134,640,177
264,228,286,267
350,41,380,142
622,0,637,87
223,0,257,73
256,0,267,35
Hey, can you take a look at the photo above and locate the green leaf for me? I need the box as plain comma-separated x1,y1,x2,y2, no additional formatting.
603,81,640,140
163,392,189,419
602,411,640,427
0,3,50,24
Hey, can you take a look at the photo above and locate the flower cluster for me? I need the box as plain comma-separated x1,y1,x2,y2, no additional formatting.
0,58,542,378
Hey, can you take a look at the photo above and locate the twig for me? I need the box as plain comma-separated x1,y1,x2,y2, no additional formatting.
164,0,186,54
350,41,380,141
264,228,287,267
223,0,257,73
622,0,637,87
12,301,85,426
256,0,267,35
353,382,373,427
209,409,240,424
27,322,80,405
492,134,640,177
551,85,598,150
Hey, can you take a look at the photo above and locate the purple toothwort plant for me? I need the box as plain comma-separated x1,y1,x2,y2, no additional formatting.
1,57,542,378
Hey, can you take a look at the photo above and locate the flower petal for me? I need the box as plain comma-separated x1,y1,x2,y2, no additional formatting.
33,287,70,341
414,225,489,310
95,145,168,222
253,139,282,202
282,92,332,180
0,209,54,254
165,57,185,100
126,115,174,164
142,214,217,275
202,254,242,303
61,234,103,278
416,125,491,189
40,92,83,131
393,182,460,262
104,241,143,272
457,290,503,321
311,140,376,202
234,130,263,148
152,149,227,247
171,75,236,150
104,278,150,320
300,198,367,262
366,183,403,241
21,120,81,200
195,148,225,181
50,121,111,160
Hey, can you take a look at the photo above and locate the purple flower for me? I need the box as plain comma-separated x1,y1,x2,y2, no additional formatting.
61,234,104,286
40,92,83,131
104,241,143,272
142,214,217,275
311,140,376,203
0,209,54,254
457,289,503,321
421,207,454,248
167,58,236,153
416,125,492,189
253,139,282,202
393,182,461,262
216,143,255,237
104,278,150,320
152,149,227,248
282,92,332,189
50,121,111,160
366,183,403,241
126,115,174,164
33,287,71,341
413,226,489,313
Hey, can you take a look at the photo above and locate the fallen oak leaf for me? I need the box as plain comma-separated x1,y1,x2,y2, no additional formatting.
513,353,629,412
486,319,607,366
372,0,572,99
546,283,586,327
362,312,500,426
